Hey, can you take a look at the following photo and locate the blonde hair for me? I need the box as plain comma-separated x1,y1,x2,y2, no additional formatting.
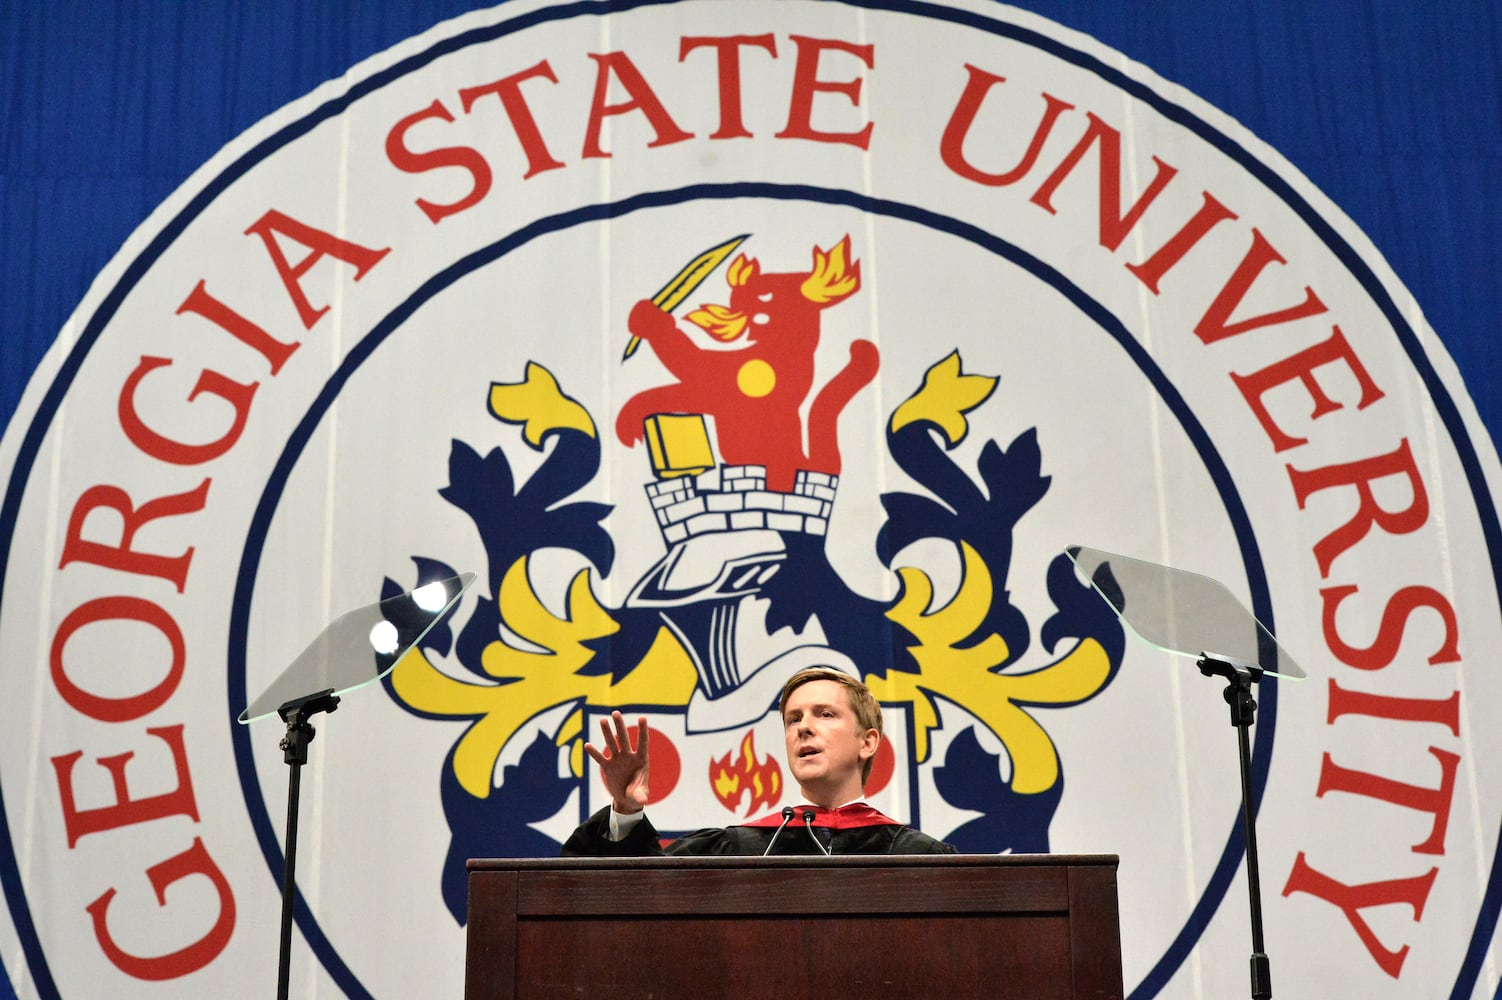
779,667,883,783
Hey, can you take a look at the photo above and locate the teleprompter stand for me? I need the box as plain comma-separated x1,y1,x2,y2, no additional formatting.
239,573,475,1000
1197,654,1272,1000
1066,546,1305,1000
273,688,339,1000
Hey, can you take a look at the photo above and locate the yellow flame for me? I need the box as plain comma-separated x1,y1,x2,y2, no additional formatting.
801,236,860,303
713,768,740,800
726,253,758,287
388,556,699,798
869,541,1113,795
686,303,749,340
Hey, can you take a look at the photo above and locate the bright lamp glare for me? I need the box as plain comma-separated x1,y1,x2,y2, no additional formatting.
412,581,448,612
369,621,400,655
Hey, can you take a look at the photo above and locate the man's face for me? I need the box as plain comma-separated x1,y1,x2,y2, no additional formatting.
782,679,879,799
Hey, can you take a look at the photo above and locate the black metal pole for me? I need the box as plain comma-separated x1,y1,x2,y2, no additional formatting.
274,690,339,1000
1235,697,1272,1000
1199,656,1273,1000
278,755,303,1000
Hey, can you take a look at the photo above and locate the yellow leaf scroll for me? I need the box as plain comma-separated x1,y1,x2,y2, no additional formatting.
871,542,1113,796
389,556,698,799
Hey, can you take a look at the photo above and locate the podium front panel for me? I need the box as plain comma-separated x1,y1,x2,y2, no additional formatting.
466,854,1122,1000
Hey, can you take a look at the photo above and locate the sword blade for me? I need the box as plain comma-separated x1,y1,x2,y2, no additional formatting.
623,233,750,361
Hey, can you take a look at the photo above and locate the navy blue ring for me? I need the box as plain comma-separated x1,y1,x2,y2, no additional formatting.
225,180,1279,999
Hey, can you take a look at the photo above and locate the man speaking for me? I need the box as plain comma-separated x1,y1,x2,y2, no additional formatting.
562,667,956,856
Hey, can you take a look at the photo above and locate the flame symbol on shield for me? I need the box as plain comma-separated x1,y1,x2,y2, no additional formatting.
709,730,783,816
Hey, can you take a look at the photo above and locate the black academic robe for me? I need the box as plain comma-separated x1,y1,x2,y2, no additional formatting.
560,805,957,857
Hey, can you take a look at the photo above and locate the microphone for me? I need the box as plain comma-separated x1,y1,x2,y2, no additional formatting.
761,807,797,856
801,809,832,856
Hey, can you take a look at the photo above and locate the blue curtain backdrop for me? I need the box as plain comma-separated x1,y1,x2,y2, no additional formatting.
0,3,1497,999
2,1,1497,443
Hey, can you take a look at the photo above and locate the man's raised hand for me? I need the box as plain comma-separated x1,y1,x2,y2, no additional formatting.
583,711,650,815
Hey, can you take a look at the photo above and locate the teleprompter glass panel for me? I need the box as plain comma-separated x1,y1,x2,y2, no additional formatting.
1065,547,1304,679
240,572,476,723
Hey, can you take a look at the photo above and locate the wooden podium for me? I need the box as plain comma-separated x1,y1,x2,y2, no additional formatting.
465,854,1123,999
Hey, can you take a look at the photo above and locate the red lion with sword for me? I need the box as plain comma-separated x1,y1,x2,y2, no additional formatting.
617,235,879,492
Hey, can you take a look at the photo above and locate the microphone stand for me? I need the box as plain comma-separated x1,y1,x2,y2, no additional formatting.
1197,654,1271,1000
801,810,832,856
761,807,796,856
